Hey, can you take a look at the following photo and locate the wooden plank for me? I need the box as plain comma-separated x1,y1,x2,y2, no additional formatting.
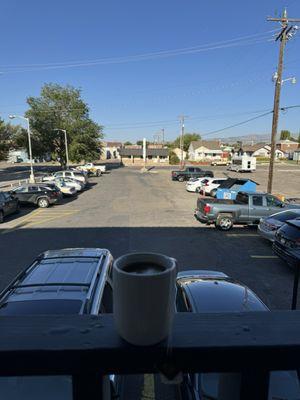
0,312,299,376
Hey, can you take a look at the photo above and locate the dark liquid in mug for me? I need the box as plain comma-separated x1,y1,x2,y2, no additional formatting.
123,262,165,275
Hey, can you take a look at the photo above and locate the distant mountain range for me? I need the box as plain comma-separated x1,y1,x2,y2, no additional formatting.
219,133,272,144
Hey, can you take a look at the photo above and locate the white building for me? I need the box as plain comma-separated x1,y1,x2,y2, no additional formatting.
188,140,223,161
236,144,284,158
102,142,122,160
7,148,29,163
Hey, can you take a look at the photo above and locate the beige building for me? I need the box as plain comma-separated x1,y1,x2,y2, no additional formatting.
119,146,169,165
188,140,223,161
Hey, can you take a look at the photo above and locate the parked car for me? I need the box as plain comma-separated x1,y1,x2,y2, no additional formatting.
60,177,85,191
51,179,77,197
10,183,61,208
43,170,88,184
194,191,300,231
0,191,19,223
77,163,106,176
273,219,300,268
171,167,214,182
185,177,211,193
258,209,300,242
0,248,115,399
211,159,231,166
176,270,300,400
198,177,227,196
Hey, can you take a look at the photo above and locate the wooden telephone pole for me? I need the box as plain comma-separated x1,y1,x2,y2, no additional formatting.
267,9,300,193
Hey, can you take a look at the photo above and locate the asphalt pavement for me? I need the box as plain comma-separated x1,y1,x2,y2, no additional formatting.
0,165,299,309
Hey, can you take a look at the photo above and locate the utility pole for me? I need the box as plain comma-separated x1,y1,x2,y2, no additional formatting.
161,128,165,144
267,8,300,193
178,115,187,168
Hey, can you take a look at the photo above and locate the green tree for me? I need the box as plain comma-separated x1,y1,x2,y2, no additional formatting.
0,119,26,160
169,150,180,165
20,83,103,167
124,141,132,146
136,140,150,146
280,130,291,140
172,133,201,152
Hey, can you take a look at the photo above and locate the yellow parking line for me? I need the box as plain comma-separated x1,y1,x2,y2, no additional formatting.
1,209,79,233
250,255,278,259
25,212,78,227
141,374,155,400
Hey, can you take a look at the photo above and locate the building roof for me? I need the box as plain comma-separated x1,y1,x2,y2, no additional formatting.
190,140,221,150
104,141,123,147
119,148,169,157
276,139,298,144
240,144,267,153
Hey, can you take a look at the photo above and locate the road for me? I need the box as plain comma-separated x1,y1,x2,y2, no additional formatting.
0,166,298,310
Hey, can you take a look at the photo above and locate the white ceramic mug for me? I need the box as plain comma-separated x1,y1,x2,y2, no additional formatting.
113,252,177,346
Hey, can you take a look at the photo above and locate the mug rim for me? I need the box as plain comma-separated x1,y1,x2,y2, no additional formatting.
113,252,177,277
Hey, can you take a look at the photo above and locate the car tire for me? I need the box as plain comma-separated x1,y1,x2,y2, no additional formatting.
178,176,184,182
96,170,100,177
37,197,49,208
216,215,233,231
195,187,201,193
0,211,3,224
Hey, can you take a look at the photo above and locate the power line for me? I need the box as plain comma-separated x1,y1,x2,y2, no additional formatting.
201,111,274,137
0,30,278,74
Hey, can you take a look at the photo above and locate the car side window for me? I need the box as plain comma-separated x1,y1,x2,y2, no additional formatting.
55,172,63,177
65,172,72,177
28,186,39,192
14,186,27,193
100,282,113,313
267,195,282,207
3,193,11,200
252,196,263,207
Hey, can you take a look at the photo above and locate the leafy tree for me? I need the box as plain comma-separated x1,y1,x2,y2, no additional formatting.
0,119,26,160
280,130,291,140
18,83,103,167
172,133,201,152
169,150,180,165
136,140,150,146
124,141,132,146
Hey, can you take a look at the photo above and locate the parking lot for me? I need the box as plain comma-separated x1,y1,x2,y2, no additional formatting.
0,163,299,310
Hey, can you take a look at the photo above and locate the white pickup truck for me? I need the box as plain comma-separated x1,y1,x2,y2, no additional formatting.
76,163,106,176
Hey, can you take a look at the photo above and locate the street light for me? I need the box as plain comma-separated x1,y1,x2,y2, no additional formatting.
53,129,69,169
9,114,35,183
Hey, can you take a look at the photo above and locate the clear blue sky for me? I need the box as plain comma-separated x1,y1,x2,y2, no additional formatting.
0,0,299,142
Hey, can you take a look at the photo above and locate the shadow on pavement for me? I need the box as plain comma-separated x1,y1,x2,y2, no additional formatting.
0,226,293,310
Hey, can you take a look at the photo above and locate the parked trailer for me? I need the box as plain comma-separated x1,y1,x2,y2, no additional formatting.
227,155,256,173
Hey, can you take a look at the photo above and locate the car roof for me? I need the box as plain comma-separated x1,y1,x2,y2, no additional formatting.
0,248,112,315
177,271,268,313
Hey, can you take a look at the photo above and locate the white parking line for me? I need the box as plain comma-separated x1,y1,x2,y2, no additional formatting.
250,255,278,259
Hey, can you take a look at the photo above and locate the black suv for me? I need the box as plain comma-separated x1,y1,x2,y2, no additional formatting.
0,191,19,223
11,183,61,208
273,219,300,268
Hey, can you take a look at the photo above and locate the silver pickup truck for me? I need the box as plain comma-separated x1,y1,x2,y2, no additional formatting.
194,191,300,230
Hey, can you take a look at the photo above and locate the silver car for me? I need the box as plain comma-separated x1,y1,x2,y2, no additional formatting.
0,248,114,400
258,209,300,242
